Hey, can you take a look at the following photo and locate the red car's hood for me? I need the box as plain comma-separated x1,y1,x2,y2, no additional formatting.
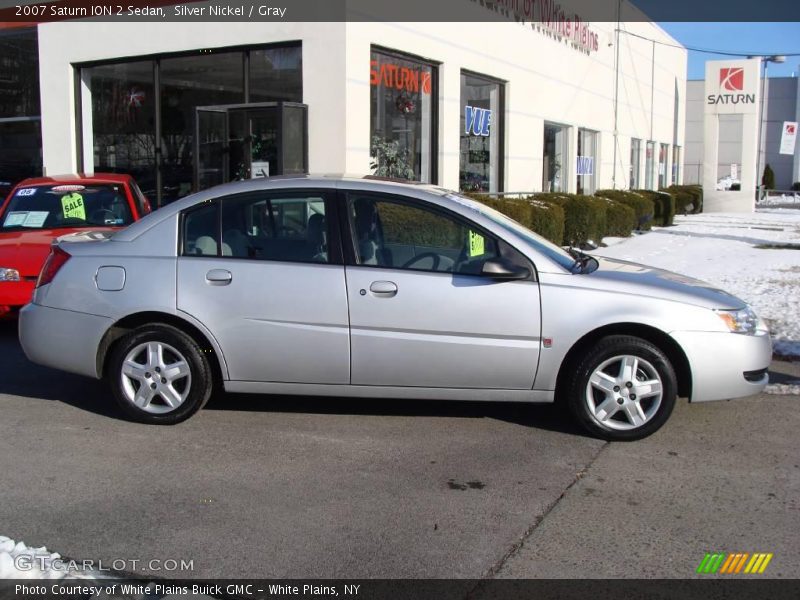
0,227,115,277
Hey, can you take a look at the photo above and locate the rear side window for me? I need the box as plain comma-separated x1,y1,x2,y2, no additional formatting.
183,203,219,256
219,193,329,263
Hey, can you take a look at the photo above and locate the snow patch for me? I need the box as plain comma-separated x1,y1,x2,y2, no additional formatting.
594,210,800,358
0,535,95,579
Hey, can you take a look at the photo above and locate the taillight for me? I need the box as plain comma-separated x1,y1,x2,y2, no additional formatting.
36,246,71,288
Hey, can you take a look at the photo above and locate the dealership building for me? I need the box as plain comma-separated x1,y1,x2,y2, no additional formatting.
0,2,687,206
685,70,800,191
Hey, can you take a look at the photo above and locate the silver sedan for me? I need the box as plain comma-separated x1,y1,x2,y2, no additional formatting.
19,177,771,440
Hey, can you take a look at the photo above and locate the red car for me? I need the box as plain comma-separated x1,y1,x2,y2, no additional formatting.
0,173,151,317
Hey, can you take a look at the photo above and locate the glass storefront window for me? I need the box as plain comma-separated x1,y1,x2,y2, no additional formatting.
0,28,40,119
249,46,302,103
629,138,641,189
0,28,42,189
658,143,668,189
160,51,244,204
543,123,568,192
87,61,157,199
460,71,503,193
645,141,655,190
672,145,681,185
576,128,598,195
82,44,303,207
369,48,435,183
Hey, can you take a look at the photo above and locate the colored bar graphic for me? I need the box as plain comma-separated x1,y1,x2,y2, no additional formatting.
698,552,773,575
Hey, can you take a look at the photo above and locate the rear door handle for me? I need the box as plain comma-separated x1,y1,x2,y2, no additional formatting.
206,269,232,285
369,281,397,298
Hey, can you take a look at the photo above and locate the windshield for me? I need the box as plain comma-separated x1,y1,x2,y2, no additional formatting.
445,192,576,271
1,183,133,230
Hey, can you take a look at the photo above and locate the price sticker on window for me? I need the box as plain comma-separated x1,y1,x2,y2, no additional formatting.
468,230,485,257
61,193,85,220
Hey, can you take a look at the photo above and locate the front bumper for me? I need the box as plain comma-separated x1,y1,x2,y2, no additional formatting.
19,302,112,379
0,280,36,316
671,330,772,402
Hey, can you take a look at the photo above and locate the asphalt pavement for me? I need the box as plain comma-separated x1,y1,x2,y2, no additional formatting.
0,321,797,579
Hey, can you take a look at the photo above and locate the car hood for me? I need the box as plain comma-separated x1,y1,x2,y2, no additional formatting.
586,256,746,310
0,227,115,277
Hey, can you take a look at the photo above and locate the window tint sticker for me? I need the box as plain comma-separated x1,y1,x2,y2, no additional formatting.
469,230,485,257
4,211,28,227
22,211,48,227
15,188,37,197
61,192,86,220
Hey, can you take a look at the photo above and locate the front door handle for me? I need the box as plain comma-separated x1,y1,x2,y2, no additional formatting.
206,269,232,285
369,280,397,298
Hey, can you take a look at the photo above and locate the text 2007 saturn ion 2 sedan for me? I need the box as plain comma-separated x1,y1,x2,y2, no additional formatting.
19,176,771,440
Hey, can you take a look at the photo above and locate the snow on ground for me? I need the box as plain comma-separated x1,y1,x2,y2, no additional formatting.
595,209,800,360
0,535,95,579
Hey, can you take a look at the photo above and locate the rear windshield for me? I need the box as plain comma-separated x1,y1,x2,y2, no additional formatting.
1,184,133,230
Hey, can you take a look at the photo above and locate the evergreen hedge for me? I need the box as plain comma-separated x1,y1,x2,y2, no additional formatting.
468,195,565,246
532,193,606,247
595,190,654,231
635,190,676,227
667,184,703,213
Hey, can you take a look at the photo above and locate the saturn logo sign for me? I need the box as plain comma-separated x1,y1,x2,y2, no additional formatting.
719,67,744,92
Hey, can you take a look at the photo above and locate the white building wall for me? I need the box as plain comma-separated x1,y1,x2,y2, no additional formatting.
344,18,685,191
37,14,685,193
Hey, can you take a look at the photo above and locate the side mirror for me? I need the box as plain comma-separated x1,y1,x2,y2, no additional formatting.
481,257,530,281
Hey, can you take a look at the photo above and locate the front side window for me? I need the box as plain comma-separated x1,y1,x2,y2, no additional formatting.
2,184,133,230
576,128,598,195
460,71,503,193
347,193,507,276
369,48,436,182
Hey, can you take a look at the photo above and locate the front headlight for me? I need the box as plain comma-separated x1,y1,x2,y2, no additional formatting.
715,306,760,334
0,268,20,282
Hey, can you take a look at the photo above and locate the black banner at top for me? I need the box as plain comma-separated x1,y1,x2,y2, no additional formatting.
0,0,799,23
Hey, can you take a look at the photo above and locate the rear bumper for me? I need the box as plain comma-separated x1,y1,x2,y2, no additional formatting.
0,280,36,315
671,330,772,402
19,302,111,379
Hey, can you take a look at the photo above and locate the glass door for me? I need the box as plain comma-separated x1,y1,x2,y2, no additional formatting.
194,102,307,192
195,108,227,191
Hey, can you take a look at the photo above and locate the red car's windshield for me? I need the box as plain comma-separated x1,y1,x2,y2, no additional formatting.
1,183,134,230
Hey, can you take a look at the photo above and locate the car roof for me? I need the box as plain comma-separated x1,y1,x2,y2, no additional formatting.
16,173,133,186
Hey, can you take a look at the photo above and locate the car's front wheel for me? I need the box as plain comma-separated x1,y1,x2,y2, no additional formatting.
108,324,213,424
565,335,677,441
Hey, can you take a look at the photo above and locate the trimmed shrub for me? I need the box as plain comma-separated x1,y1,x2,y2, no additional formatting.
637,190,675,226
595,189,654,231
468,194,565,246
595,197,637,237
791,182,800,192
668,184,703,213
762,164,776,190
533,193,606,247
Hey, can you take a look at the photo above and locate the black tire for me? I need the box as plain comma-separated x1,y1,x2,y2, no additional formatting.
564,335,677,441
107,324,213,424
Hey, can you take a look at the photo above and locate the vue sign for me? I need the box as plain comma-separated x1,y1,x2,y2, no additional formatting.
465,106,492,136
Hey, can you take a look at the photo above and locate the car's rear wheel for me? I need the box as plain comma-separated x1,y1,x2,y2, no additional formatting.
565,335,677,441
108,324,212,424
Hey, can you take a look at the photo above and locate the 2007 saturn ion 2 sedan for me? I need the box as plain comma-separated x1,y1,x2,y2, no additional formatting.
19,176,771,440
